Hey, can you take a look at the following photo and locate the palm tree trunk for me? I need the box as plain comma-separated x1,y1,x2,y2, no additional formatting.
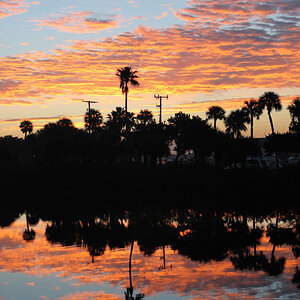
128,241,134,294
250,114,254,139
125,82,128,112
268,110,280,167
268,110,275,134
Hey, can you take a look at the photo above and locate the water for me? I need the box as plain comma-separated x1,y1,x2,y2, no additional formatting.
0,210,300,299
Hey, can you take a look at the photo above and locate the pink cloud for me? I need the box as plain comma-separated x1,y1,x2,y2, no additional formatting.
156,12,168,19
32,11,119,33
0,0,38,19
0,0,298,109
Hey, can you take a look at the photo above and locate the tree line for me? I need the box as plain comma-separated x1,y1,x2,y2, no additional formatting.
9,95,300,169
2,205,300,286
10,66,299,167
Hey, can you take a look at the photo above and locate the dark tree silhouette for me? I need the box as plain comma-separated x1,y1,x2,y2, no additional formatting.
258,91,282,135
56,117,74,128
242,99,263,139
116,66,139,112
84,108,103,134
183,116,215,163
287,97,300,133
22,211,39,242
133,112,169,166
206,105,225,130
124,241,145,300
136,110,155,127
167,112,192,162
105,107,136,161
19,120,33,140
225,109,250,139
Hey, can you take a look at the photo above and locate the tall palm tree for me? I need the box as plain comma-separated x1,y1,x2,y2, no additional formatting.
242,99,263,139
225,109,250,139
287,97,300,133
258,91,282,134
116,66,139,112
19,120,33,140
206,105,225,130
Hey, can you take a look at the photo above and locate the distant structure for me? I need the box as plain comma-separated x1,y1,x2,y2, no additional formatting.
154,94,168,124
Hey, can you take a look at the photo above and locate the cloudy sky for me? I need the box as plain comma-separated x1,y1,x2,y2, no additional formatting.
0,0,299,137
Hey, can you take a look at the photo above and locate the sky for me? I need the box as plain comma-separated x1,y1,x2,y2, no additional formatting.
0,0,299,137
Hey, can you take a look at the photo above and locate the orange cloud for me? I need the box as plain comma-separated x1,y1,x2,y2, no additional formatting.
156,12,168,19
0,0,299,117
0,0,38,19
32,11,119,33
166,95,300,114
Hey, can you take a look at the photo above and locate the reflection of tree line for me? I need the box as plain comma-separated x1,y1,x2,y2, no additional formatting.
2,208,300,291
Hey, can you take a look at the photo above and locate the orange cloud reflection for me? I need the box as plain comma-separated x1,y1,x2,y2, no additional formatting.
0,216,299,299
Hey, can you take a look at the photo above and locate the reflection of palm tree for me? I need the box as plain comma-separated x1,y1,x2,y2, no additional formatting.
124,241,144,300
158,245,173,271
22,211,37,242
116,66,139,112
292,266,300,289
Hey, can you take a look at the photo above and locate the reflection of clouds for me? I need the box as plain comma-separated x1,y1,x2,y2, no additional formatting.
0,219,299,299
0,234,23,250
57,290,121,300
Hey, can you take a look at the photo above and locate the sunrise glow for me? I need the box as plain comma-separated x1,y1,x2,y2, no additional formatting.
0,0,299,137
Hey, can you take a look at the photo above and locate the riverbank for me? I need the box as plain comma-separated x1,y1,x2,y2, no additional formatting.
2,161,299,210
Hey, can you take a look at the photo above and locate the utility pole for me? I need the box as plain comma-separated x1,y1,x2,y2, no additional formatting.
82,100,98,133
154,94,168,124
154,94,168,166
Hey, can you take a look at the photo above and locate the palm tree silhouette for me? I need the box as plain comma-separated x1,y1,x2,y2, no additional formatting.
242,99,263,139
19,120,33,140
84,108,103,133
136,109,155,127
287,97,300,133
116,66,139,112
225,109,249,138
124,241,144,300
22,211,39,242
258,91,282,135
206,106,225,130
56,117,74,128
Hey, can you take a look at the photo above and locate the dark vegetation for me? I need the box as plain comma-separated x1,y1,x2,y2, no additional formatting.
1,103,300,209
1,204,300,289
2,68,300,209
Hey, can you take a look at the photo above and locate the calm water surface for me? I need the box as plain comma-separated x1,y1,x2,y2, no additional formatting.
0,211,300,299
